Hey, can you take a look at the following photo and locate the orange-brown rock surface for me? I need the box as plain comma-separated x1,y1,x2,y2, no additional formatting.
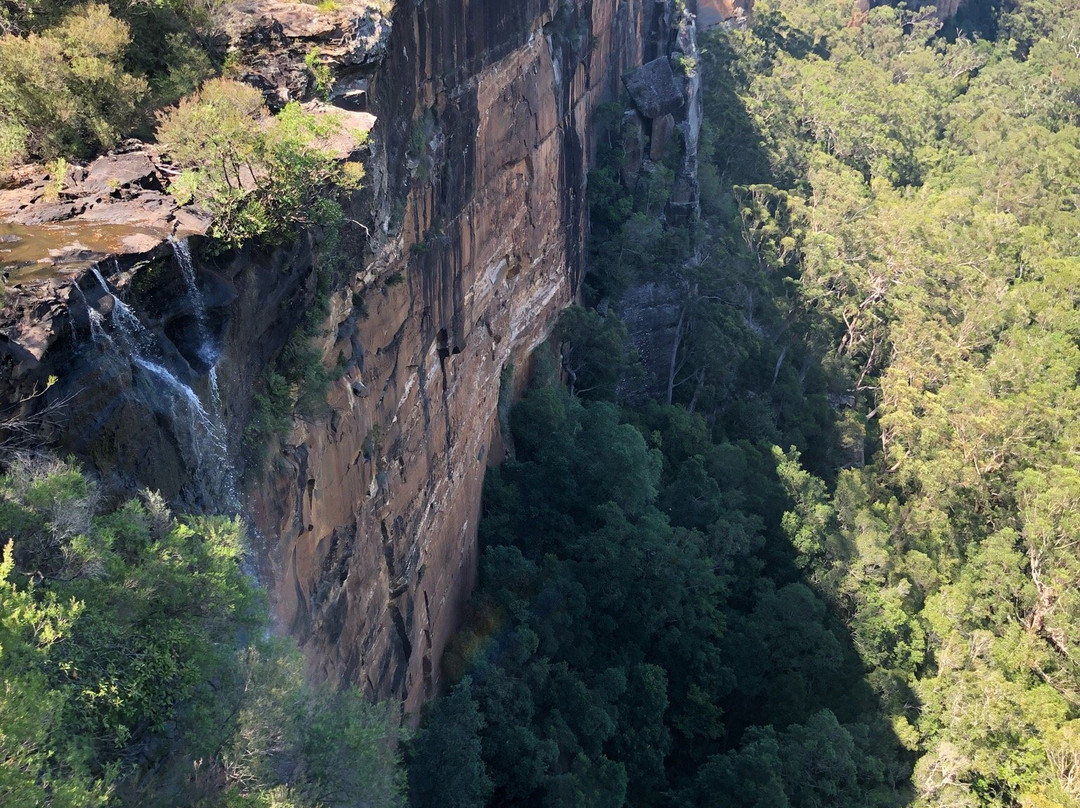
0,0,697,712
698,0,753,28
248,0,666,711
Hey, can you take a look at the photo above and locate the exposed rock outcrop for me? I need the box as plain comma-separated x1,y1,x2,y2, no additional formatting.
697,0,753,28
218,0,392,110
0,0,700,712
625,57,685,120
856,0,968,22
0,146,208,277
249,0,669,712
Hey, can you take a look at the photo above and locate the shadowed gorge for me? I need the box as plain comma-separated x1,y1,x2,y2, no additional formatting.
3,0,1080,805
409,0,1080,806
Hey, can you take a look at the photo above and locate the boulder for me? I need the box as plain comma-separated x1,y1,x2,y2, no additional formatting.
623,57,684,119
80,152,158,194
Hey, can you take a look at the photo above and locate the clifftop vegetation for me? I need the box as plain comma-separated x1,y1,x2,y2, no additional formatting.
0,0,215,170
0,0,373,245
155,77,367,246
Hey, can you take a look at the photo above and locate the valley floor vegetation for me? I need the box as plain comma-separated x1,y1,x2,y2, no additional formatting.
406,1,1080,807
0,455,407,807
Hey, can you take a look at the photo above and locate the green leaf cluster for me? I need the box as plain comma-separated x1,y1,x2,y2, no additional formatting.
0,4,147,169
0,0,217,172
156,78,366,247
0,456,406,807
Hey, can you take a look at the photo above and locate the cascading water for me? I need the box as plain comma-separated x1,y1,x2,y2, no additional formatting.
90,265,155,356
87,306,106,343
171,238,223,416
170,238,238,505
82,259,237,511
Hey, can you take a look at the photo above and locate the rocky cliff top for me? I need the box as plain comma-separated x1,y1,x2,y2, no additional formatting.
0,0,388,270
0,0,385,377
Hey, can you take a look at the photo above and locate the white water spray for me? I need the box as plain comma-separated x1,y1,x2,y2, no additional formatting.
90,265,154,355
83,259,237,511
171,238,224,416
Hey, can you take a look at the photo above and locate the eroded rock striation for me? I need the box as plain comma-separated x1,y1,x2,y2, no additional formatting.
0,0,700,710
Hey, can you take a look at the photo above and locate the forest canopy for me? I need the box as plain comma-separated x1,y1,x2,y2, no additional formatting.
0,456,407,807
409,1,1080,807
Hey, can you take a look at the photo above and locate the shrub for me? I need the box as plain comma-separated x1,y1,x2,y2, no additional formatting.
156,78,366,247
152,32,215,106
304,47,333,100
0,4,147,169
0,457,408,806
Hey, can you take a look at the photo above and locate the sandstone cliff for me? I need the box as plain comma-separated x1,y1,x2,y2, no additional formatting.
0,0,699,710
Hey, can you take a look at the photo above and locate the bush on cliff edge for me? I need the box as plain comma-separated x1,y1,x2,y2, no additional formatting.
156,78,367,247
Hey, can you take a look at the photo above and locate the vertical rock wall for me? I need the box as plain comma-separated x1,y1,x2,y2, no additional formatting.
0,0,698,713
250,0,666,710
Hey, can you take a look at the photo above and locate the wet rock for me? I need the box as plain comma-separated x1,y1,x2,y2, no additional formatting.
0,150,209,274
618,280,684,396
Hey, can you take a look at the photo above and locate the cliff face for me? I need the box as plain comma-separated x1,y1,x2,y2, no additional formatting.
251,0,658,711
0,0,697,710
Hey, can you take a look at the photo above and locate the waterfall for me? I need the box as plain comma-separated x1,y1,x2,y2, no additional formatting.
90,265,154,356
86,305,107,343
172,238,224,416
133,357,220,437
169,240,238,508
172,239,217,365
132,356,236,510
83,259,237,511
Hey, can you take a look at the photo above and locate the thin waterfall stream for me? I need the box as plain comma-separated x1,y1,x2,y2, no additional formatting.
84,253,237,511
172,238,224,416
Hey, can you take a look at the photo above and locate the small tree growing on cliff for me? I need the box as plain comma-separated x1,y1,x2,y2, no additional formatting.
156,77,366,247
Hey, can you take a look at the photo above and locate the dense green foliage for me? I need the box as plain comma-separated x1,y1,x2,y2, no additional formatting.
0,456,406,807
156,79,366,247
408,370,905,806
411,1,1080,807
0,4,148,169
0,0,215,170
702,2,1080,804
